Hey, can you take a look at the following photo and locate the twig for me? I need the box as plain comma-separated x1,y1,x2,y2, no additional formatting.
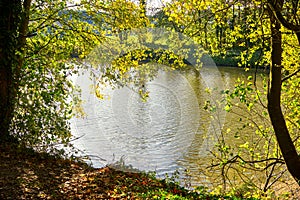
282,68,300,82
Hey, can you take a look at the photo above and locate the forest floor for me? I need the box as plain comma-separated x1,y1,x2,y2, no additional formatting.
0,142,298,199
0,142,223,199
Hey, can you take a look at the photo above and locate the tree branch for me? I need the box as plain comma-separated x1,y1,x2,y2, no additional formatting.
282,68,300,82
267,0,300,44
209,155,285,169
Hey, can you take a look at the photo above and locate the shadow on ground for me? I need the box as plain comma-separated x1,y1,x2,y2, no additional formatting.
0,143,198,199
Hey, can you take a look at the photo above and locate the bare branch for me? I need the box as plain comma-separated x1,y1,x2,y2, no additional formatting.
209,155,285,169
282,68,300,82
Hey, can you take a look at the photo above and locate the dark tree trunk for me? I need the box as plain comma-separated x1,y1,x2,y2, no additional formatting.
267,3,300,185
0,1,20,141
204,22,208,49
0,0,30,142
0,67,12,139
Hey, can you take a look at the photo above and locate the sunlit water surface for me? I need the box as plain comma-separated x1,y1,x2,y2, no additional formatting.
70,66,262,186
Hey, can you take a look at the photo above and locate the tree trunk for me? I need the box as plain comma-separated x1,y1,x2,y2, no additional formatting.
0,1,19,141
0,0,30,142
140,0,146,16
0,67,12,139
267,8,300,185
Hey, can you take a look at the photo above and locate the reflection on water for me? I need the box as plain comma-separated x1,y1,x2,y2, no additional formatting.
71,66,261,186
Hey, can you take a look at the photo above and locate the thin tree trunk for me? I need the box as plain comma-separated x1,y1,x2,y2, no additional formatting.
267,6,300,185
140,0,146,16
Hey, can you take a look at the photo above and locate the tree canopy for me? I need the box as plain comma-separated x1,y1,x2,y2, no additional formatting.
0,0,299,196
161,0,300,187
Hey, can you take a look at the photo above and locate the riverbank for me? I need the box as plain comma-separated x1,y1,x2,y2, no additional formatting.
0,142,251,199
2,142,300,199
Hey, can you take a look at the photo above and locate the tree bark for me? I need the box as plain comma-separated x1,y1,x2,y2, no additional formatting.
0,0,31,142
267,3,300,185
0,0,20,140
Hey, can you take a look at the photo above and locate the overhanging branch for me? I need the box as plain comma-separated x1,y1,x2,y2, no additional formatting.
282,68,300,82
267,0,300,44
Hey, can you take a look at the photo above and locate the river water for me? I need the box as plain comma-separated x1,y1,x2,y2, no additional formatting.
70,66,265,186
